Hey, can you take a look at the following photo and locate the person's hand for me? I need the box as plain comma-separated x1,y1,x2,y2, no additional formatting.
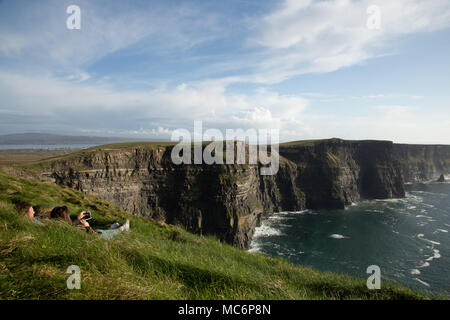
77,211,90,228
79,219,90,227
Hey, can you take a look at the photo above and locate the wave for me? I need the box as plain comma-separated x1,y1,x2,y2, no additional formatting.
329,234,349,239
425,249,441,262
288,210,313,215
417,234,441,245
413,278,430,287
253,224,283,237
417,222,428,227
375,198,406,203
267,215,293,222
409,190,447,196
366,209,384,213
405,193,424,202
248,243,262,253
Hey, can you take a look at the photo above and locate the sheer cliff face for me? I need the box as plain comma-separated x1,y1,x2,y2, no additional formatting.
45,146,304,248
279,139,405,209
393,144,450,182
42,139,424,248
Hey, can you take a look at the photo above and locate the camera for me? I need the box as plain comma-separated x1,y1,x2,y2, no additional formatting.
81,211,92,221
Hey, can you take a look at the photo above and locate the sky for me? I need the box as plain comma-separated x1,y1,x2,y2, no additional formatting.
0,0,449,143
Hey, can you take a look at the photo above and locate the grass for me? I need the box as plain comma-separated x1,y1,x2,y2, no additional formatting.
279,139,327,148
0,149,77,166
279,138,394,148
12,141,177,171
0,169,428,300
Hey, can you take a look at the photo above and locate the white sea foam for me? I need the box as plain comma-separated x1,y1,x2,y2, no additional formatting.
417,234,441,245
419,261,430,268
268,215,292,221
411,190,445,196
406,192,423,200
366,209,384,214
376,198,404,203
296,210,316,216
329,234,349,239
417,222,428,227
253,224,283,237
425,249,441,262
288,210,311,215
413,278,430,287
436,229,448,233
248,243,261,253
410,269,421,275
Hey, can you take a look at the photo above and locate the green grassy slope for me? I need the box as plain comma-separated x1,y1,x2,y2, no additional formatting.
0,170,425,300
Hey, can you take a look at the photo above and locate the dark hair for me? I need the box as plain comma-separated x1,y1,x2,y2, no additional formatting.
15,202,33,215
34,206,51,219
50,206,72,224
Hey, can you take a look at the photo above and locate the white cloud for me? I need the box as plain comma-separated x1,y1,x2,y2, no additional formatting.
0,71,448,143
0,33,28,56
2,0,449,85
66,70,91,82
244,0,450,83
0,0,223,73
0,71,309,138
300,104,450,144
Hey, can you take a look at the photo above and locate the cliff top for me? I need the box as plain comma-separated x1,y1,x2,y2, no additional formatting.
8,138,450,173
280,138,394,148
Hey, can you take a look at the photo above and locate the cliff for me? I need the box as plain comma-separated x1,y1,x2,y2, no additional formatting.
42,142,304,248
36,139,450,249
279,139,405,209
393,144,450,182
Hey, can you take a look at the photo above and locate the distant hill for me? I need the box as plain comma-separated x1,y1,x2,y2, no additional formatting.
0,133,146,145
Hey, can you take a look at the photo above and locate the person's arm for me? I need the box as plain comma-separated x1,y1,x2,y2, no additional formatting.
77,211,90,228
75,211,99,234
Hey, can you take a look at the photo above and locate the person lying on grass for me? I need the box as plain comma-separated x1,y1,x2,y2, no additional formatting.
49,206,130,240
15,202,44,226
17,203,129,239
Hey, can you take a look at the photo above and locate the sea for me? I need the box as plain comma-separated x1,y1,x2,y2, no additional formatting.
0,144,98,150
249,179,450,296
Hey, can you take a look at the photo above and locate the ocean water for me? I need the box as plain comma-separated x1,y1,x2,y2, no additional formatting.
249,181,450,296
0,144,98,150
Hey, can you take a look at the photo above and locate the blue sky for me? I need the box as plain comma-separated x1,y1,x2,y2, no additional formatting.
0,0,449,143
